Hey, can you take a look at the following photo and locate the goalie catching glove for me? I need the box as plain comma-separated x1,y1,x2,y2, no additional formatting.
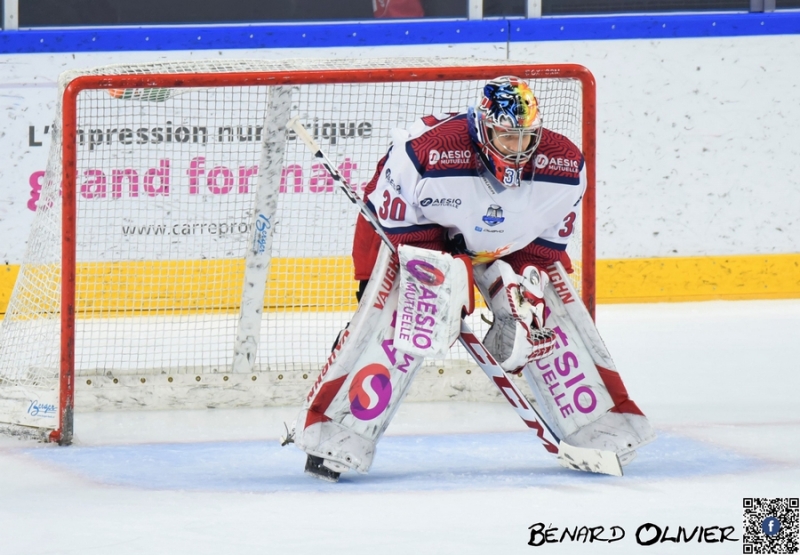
474,260,556,373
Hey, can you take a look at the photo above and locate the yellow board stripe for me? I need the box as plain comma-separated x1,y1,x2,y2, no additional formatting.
0,257,359,318
597,253,800,303
72,257,359,315
1,253,799,318
0,264,15,313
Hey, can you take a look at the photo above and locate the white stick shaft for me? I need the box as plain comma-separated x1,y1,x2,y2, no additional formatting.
458,322,561,452
286,116,396,254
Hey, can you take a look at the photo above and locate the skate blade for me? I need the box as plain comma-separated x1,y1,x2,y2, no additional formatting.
305,467,340,483
557,442,623,477
304,455,341,483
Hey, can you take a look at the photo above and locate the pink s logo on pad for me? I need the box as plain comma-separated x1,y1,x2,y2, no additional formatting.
349,364,392,421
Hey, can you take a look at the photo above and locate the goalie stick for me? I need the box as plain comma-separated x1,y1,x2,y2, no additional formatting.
286,116,623,477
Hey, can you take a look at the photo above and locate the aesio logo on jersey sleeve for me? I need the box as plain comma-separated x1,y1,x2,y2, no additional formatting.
535,154,580,174
384,168,400,191
428,150,472,165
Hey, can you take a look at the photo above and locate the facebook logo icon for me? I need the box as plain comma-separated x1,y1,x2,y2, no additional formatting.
761,516,781,537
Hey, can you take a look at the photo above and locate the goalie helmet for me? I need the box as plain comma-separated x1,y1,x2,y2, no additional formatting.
468,76,542,188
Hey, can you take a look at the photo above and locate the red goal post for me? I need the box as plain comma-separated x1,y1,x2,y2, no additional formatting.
0,59,596,444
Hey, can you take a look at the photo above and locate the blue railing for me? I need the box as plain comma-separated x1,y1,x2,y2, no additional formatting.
0,12,799,54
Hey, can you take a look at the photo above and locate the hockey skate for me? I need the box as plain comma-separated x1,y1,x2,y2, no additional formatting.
280,424,347,482
304,455,347,483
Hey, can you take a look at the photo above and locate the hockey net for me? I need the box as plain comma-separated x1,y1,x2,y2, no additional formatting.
0,59,595,442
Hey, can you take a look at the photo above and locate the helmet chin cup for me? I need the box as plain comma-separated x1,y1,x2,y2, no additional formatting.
472,148,518,190
480,144,522,187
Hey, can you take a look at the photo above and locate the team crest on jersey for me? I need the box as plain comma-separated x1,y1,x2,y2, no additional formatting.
482,204,505,227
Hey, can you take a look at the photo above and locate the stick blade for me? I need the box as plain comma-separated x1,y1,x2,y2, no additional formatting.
557,442,623,477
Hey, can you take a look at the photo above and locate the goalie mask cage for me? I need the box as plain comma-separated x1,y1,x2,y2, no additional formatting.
0,59,596,444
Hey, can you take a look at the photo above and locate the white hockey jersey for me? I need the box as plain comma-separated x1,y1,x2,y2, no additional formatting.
354,112,586,278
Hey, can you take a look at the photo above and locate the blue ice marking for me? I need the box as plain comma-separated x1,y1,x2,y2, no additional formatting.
24,430,763,493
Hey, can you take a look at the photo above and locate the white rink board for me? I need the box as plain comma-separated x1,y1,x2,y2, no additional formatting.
2,35,800,262
0,44,506,262
511,34,800,259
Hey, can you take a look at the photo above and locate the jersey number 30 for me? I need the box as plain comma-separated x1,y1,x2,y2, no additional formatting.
378,190,407,221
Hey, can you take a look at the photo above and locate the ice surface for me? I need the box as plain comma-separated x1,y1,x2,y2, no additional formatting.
1,299,799,554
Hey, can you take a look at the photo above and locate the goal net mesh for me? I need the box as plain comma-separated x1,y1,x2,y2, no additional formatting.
0,59,587,424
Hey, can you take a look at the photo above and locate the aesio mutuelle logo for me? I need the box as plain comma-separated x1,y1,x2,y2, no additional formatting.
428,149,471,165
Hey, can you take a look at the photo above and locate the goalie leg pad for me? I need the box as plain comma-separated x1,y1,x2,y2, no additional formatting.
520,261,656,463
292,243,428,474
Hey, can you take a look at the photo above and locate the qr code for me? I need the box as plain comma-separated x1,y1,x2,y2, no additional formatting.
743,498,799,554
